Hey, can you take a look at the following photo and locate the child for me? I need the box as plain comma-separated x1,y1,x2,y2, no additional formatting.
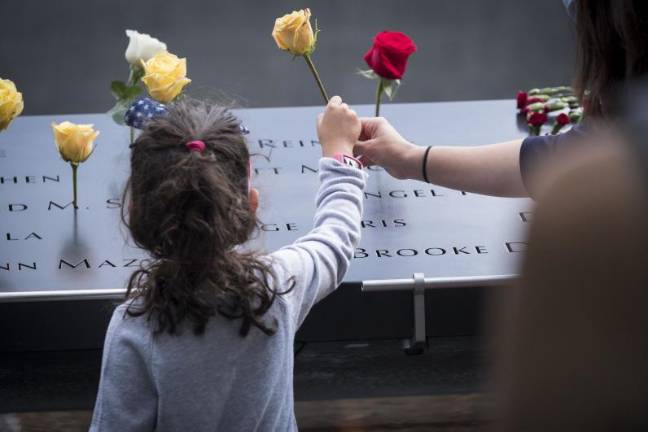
90,96,366,431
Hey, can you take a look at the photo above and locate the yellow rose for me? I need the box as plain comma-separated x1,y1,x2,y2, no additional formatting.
272,8,316,56
0,78,24,131
52,121,99,164
141,51,191,103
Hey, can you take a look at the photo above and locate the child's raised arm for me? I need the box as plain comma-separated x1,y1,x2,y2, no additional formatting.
271,96,366,329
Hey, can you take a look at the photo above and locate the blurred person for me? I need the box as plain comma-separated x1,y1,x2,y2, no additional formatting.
493,103,648,430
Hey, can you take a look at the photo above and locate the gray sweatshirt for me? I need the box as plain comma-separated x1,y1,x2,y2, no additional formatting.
90,158,366,432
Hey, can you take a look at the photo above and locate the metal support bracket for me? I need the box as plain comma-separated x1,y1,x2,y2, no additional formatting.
361,273,517,355
402,272,427,355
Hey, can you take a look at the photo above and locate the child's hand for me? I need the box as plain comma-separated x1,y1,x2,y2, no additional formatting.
317,96,361,158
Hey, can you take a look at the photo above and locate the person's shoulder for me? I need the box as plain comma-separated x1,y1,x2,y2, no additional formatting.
108,299,151,335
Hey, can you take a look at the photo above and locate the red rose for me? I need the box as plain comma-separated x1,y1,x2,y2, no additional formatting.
527,111,548,127
364,31,417,80
526,97,543,105
516,91,528,109
556,112,570,126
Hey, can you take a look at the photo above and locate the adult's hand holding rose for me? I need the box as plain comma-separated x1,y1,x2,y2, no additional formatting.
354,117,422,179
317,96,361,158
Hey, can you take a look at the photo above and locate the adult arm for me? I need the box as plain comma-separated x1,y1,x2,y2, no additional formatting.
354,117,527,197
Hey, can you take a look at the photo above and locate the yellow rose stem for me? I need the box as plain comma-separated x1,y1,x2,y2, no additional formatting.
303,54,329,103
375,79,384,117
71,162,79,209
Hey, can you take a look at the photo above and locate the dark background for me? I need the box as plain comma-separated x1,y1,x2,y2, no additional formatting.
1,0,574,115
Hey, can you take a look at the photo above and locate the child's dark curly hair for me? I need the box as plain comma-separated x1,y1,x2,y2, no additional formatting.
122,98,289,337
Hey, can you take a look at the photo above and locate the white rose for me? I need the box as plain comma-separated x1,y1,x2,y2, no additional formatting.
124,29,167,66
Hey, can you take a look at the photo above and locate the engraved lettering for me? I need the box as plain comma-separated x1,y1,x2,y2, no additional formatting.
59,259,91,269
396,248,418,257
123,258,139,268
9,203,27,212
48,201,74,210
258,139,275,149
106,198,122,209
354,248,368,259
364,191,382,199
301,165,318,174
506,242,528,253
519,211,532,223
425,248,447,256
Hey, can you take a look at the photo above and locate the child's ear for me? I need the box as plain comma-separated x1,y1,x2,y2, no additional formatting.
249,187,260,214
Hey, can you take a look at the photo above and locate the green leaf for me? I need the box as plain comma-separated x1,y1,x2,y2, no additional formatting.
382,79,401,100
125,84,144,99
106,99,131,126
110,81,129,100
357,69,378,80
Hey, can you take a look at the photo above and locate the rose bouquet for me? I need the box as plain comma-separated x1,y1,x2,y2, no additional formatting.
360,31,417,116
516,86,583,136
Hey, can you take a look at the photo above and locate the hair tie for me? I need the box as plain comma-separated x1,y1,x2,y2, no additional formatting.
186,140,206,153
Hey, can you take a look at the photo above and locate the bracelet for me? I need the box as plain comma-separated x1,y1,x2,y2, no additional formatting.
422,146,432,183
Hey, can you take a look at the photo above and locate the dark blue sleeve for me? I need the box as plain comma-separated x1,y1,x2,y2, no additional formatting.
519,123,587,195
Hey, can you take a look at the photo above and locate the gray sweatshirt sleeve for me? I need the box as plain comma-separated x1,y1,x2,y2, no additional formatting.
90,305,157,432
271,157,366,329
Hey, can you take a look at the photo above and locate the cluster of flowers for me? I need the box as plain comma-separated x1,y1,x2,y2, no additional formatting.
0,30,192,209
109,30,191,142
516,86,583,136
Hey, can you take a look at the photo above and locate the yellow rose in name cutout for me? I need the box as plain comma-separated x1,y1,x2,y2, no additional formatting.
52,121,100,209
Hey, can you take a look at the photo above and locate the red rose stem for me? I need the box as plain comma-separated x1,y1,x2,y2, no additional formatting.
375,79,384,117
303,54,329,104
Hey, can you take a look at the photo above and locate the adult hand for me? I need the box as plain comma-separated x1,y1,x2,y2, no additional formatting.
354,117,423,179
317,96,361,158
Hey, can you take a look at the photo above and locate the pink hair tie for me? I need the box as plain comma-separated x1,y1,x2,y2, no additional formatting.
186,140,206,153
